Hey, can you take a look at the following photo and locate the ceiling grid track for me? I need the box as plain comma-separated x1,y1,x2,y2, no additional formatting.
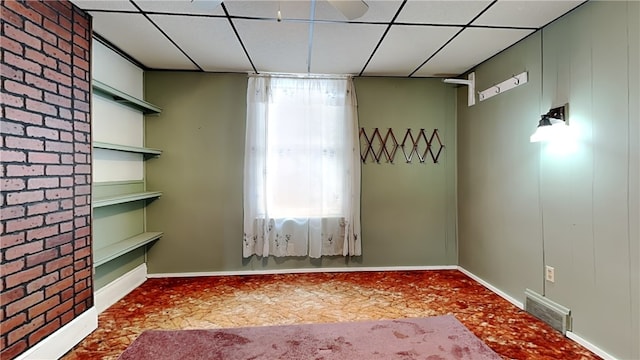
357,0,407,77
408,0,499,77
129,0,204,71
222,2,259,74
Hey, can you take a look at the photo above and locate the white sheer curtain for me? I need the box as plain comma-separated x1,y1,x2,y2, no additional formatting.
243,75,361,258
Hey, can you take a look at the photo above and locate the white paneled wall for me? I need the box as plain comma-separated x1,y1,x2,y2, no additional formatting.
92,41,145,182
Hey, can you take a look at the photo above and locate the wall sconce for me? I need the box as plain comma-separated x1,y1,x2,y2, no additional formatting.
530,104,568,143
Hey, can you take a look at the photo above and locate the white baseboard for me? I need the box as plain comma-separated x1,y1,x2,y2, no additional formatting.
147,265,459,278
456,266,524,309
15,307,97,360
95,263,147,313
566,331,618,360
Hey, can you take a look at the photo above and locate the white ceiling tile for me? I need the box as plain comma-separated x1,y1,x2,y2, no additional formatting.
364,25,461,76
90,12,198,70
314,0,403,22
150,15,252,72
70,0,137,11
413,27,533,77
234,19,309,73
397,0,493,25
310,23,387,75
135,0,225,16
473,0,584,28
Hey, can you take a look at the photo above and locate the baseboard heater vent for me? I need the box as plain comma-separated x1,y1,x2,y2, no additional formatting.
524,289,571,334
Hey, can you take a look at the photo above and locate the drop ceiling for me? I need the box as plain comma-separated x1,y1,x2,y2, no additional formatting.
70,0,585,77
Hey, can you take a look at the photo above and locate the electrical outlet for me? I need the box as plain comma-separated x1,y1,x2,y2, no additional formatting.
545,265,555,283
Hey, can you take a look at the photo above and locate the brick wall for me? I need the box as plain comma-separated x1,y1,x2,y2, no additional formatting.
1,1,92,359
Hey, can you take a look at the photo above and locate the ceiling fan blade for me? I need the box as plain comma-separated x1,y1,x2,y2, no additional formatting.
327,0,369,20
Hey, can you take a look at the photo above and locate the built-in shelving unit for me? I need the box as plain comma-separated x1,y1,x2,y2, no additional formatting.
93,79,161,114
92,191,163,208
92,76,163,275
93,141,162,157
94,232,164,267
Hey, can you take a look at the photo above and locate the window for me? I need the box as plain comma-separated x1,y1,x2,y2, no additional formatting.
243,75,361,258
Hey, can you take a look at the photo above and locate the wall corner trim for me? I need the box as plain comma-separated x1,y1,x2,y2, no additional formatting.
456,266,525,309
14,307,98,360
95,264,148,313
566,331,619,360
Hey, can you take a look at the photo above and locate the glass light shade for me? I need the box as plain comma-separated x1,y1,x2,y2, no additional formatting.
530,118,568,143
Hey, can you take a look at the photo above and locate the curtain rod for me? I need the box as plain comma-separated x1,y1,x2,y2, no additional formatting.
248,72,352,80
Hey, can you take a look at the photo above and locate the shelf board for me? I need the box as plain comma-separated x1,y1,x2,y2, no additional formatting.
94,232,163,267
93,141,162,156
92,79,161,114
92,191,162,208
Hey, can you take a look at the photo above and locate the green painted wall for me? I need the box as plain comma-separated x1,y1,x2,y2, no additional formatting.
457,2,639,358
143,73,457,273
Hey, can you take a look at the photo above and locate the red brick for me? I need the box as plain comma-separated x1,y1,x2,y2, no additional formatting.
73,132,86,142
0,205,25,220
58,38,71,54
59,265,73,279
1,340,28,360
0,258,25,277
25,47,58,69
4,79,43,100
59,107,72,120
28,316,61,345
4,136,44,151
45,140,73,153
43,232,72,248
73,173,87,184
27,1,59,23
0,149,26,162
27,249,58,268
44,117,72,131
75,205,90,217
25,72,58,92
59,221,73,233
60,176,73,187
26,224,59,241
6,189,44,205
45,92,72,108
0,6,23,27
0,232,26,248
7,314,45,344
58,62,72,76
27,201,60,216
45,188,72,200
1,178,26,191
26,126,60,140
45,210,73,224
4,0,43,25
1,287,26,308
74,100,90,113
73,217,86,228
4,50,42,76
44,276,73,298
74,246,91,259
42,41,70,64
28,151,60,164
61,199,73,209
45,165,72,176
26,99,57,116
5,267,44,290
4,107,43,125
5,215,44,233
28,294,61,319
1,35,24,55
3,23,42,50
43,68,71,86
1,312,27,336
73,110,87,121
59,86,73,100
27,177,60,190
45,298,73,323
44,255,72,272
0,63,24,81
0,93,25,108
74,164,90,174
0,120,25,135
60,131,73,142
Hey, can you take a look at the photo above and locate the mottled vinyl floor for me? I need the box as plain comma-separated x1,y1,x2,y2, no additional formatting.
62,270,601,359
